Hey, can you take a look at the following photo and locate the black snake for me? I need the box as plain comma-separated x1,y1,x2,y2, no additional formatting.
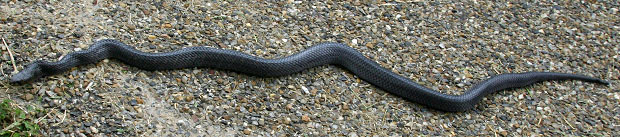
10,39,609,111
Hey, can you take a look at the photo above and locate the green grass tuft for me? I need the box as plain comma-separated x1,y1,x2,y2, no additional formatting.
0,99,44,137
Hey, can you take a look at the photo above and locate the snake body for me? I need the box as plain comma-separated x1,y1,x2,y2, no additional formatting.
10,39,608,111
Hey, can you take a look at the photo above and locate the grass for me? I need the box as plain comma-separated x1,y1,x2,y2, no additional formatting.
0,99,44,137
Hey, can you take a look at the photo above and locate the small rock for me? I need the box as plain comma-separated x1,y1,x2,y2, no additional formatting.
301,115,311,122
465,73,473,78
283,117,292,124
258,119,265,125
301,86,309,94
216,78,224,84
286,104,293,110
147,35,157,41
82,92,90,100
162,23,172,28
366,42,374,48
500,131,508,136
185,95,194,102
90,126,98,134
403,42,412,46
22,93,34,101
45,90,57,97
126,24,136,30
119,2,127,8
77,43,88,49
174,95,184,101
160,34,170,39
72,32,83,38
348,132,358,137
310,88,317,95
181,107,190,113
53,88,63,96
56,34,65,39
136,98,144,104
54,87,62,93
243,128,251,135
129,99,138,106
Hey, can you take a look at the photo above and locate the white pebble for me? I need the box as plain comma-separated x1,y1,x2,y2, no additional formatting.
348,132,358,137
301,86,309,94
90,126,98,133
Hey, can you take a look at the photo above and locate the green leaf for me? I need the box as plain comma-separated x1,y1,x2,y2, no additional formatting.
0,110,6,120
26,106,34,111
29,124,40,134
17,110,26,120
0,130,11,135
23,122,32,130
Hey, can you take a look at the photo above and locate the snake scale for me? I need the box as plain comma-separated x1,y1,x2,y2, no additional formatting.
10,39,609,112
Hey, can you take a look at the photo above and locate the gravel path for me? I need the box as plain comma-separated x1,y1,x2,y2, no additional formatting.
1,0,618,136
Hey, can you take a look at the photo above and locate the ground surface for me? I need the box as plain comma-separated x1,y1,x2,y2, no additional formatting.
1,0,618,136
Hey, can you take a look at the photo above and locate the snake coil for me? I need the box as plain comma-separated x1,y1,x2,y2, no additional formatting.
10,39,609,111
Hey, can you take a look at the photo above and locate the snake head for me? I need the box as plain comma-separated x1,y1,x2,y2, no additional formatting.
10,63,44,84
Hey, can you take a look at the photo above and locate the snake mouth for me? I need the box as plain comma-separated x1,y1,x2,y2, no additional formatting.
9,64,42,84
9,74,27,84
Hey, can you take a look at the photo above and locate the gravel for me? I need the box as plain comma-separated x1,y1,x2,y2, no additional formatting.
1,0,618,136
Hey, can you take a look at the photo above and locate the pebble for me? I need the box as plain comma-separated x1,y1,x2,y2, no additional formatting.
174,95,184,101
129,99,138,106
301,86,309,94
135,98,144,104
222,115,231,120
301,115,311,122
243,128,251,135
162,23,172,28
366,42,374,48
286,104,293,110
283,117,292,124
185,96,194,102
22,93,34,101
147,35,157,41
90,127,98,134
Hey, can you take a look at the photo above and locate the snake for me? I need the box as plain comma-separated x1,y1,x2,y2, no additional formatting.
9,39,609,112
